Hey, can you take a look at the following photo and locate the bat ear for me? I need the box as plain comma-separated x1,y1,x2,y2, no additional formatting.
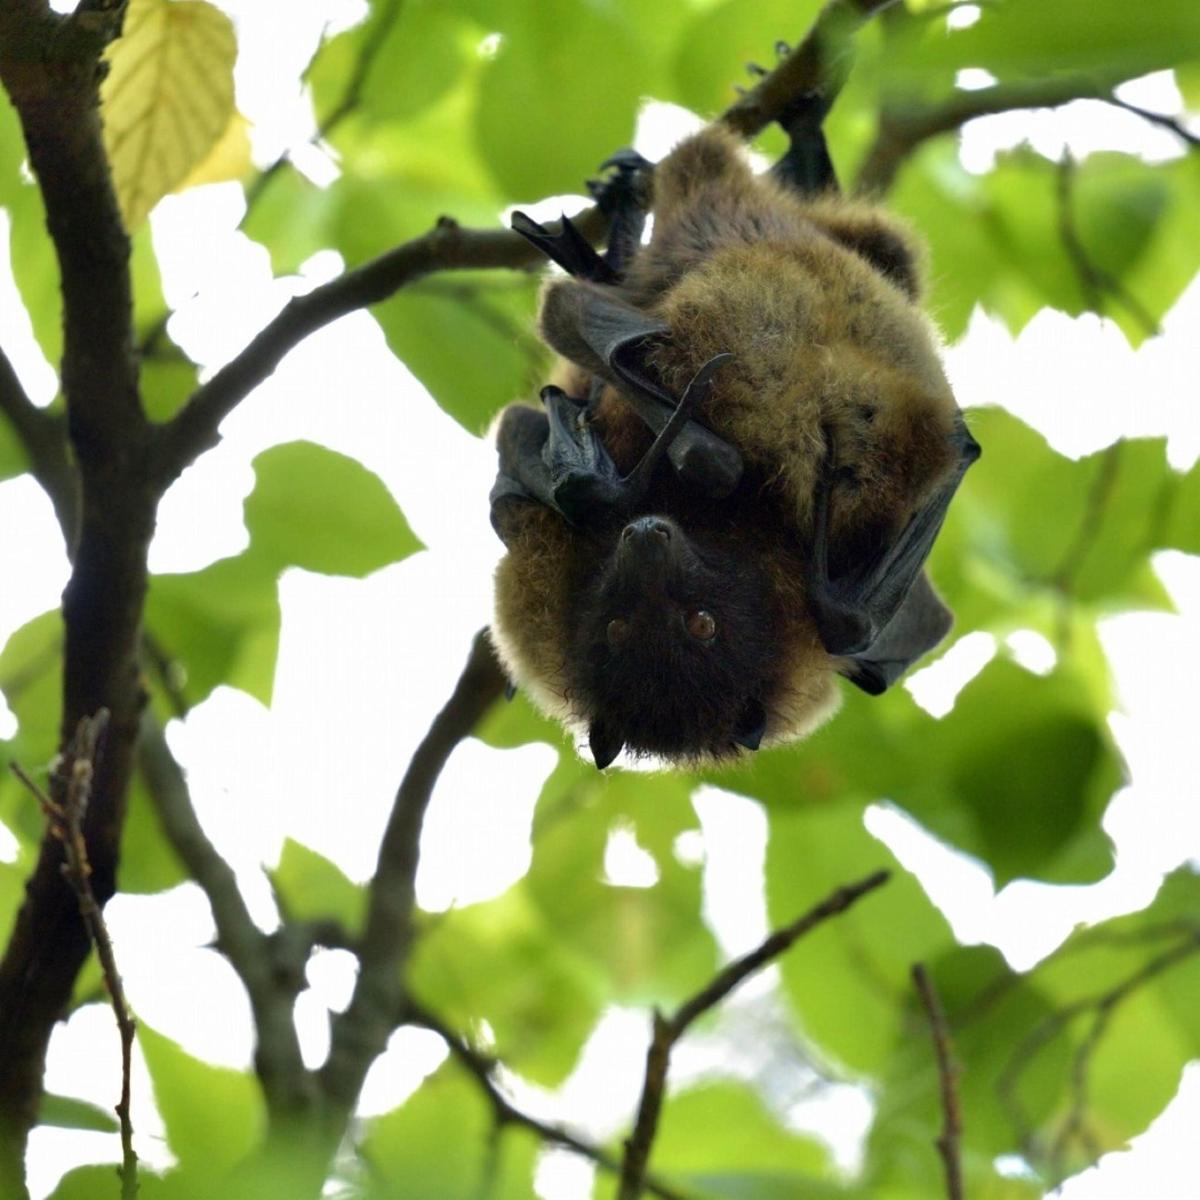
838,572,952,695
732,698,767,751
588,719,625,770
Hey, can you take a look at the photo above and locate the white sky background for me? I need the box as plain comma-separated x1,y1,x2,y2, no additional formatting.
2,2,1199,1196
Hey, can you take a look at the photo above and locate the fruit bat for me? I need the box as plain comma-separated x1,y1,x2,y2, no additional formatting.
488,93,979,768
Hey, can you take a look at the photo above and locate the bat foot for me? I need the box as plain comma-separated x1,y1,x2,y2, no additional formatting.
586,148,652,215
775,39,791,58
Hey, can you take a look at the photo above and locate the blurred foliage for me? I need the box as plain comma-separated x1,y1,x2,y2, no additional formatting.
2,0,1199,1197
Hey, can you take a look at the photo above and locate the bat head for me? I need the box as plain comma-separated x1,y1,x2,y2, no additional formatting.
567,514,777,768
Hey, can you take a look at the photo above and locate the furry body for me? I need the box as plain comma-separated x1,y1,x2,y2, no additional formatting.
491,126,968,766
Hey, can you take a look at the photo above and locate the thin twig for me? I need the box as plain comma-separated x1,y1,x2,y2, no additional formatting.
912,964,963,1200
241,0,406,219
617,869,891,1200
320,630,506,1113
1106,96,1200,149
407,1003,691,1200
12,712,138,1200
997,930,1200,1174
855,73,1113,194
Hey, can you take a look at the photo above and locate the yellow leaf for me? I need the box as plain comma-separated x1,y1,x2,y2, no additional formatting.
100,0,237,230
175,110,252,192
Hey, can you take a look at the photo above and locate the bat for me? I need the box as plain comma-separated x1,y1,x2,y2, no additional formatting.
488,90,979,768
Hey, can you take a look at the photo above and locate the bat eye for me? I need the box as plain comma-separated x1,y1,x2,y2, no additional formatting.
686,609,717,641
607,618,631,646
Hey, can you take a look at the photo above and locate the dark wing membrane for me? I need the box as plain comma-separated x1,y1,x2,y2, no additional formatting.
539,280,743,497
808,419,981,692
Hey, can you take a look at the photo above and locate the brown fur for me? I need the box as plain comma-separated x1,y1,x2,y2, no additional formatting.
492,126,961,763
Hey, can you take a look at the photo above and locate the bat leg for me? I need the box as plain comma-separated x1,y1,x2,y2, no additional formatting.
587,148,652,278
770,91,838,196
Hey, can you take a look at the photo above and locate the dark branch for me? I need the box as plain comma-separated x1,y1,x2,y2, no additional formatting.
721,0,902,139
0,1,156,1173
855,74,1112,194
13,712,138,1200
154,221,558,480
319,630,505,1112
1107,96,1200,149
912,964,963,1200
407,1003,691,1200
136,718,317,1119
618,870,891,1200
0,343,79,548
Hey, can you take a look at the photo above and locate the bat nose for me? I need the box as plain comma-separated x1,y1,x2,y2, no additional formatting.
621,517,672,545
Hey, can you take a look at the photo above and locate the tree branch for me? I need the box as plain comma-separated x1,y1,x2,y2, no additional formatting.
13,712,138,1200
0,343,79,548
407,1003,692,1200
618,870,891,1200
855,74,1112,194
319,629,505,1113
912,964,963,1200
136,717,316,1119
1106,96,1200,149
0,2,158,1175
721,0,902,139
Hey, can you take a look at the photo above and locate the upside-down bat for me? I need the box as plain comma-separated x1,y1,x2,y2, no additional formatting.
488,91,979,769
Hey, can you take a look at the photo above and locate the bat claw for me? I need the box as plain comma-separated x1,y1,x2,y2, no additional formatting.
775,40,791,57
746,61,767,77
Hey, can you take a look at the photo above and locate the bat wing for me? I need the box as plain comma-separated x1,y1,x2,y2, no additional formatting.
808,419,981,694
491,356,734,542
539,279,744,497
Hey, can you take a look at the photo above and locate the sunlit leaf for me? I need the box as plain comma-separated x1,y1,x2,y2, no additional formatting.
101,0,238,229
175,110,253,191
138,1023,264,1177
474,0,646,200
244,441,421,576
268,838,366,936
38,1092,120,1133
360,1063,491,1199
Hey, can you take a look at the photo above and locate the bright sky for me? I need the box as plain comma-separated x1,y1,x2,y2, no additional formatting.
1,4,1198,1197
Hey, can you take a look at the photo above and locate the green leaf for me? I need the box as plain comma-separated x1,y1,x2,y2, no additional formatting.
146,443,417,710
117,766,188,895
244,441,421,576
474,0,646,201
0,410,30,484
45,1165,125,1200
766,805,950,1075
0,91,61,371
309,0,477,126
145,552,281,709
138,1023,264,1177
38,1092,121,1133
374,274,547,433
524,764,717,1004
673,0,824,119
100,0,238,229
650,1082,833,1196
882,0,1200,92
409,885,601,1087
267,839,366,936
360,1063,492,1199
240,165,337,275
